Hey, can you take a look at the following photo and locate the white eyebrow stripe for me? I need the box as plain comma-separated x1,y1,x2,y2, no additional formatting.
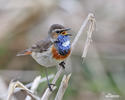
62,41,70,47
52,29,62,33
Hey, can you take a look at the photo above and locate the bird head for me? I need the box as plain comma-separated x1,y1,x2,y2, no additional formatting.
48,24,71,42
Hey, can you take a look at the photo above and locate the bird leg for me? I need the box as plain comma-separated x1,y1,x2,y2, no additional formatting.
45,69,55,91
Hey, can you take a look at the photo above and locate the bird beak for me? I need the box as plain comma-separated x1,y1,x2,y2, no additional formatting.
63,28,71,31
65,28,72,36
62,28,72,36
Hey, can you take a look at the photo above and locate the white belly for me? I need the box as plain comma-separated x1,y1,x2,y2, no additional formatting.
31,48,57,67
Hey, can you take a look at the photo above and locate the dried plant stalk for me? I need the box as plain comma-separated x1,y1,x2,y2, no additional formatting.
15,74,54,93
55,74,71,100
82,14,95,59
71,13,95,53
25,76,41,100
7,81,40,100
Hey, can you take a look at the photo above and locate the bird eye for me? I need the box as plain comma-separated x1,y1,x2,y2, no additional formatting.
56,30,60,34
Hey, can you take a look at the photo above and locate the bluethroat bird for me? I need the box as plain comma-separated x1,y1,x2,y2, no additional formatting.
17,24,72,91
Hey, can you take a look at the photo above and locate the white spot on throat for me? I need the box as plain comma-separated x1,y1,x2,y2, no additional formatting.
62,41,70,47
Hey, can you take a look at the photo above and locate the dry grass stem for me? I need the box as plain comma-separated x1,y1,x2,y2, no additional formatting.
82,14,95,60
25,76,41,100
7,80,40,100
55,74,71,100
14,74,54,93
71,13,95,51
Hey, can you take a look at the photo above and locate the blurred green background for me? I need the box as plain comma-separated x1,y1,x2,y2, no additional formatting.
0,0,125,100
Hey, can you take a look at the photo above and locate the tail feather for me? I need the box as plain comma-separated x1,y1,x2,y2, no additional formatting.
16,49,32,56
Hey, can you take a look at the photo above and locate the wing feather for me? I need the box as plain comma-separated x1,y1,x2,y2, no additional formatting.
16,37,53,56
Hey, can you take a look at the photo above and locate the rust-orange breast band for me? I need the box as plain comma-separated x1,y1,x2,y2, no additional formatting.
51,45,71,60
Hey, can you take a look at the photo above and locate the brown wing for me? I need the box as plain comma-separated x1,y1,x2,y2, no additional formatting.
31,37,53,52
16,37,53,56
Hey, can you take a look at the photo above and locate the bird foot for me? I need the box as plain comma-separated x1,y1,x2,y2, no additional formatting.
48,83,56,91
59,61,65,69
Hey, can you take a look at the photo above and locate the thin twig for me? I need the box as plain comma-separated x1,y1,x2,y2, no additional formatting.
7,80,40,100
82,14,95,60
2,75,53,100
55,74,71,100
30,76,41,92
14,74,54,93
25,76,41,100
71,13,95,53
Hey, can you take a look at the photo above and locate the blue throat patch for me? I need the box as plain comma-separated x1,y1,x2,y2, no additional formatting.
55,35,71,55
